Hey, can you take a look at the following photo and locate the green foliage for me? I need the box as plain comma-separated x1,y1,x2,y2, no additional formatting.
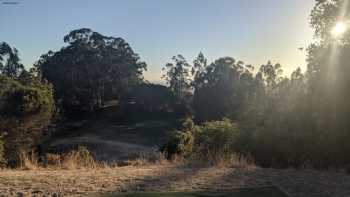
4,1,350,170
160,1,350,168
0,75,55,167
162,55,192,101
162,118,241,162
193,56,255,122
0,42,24,79
36,28,147,113
161,118,197,159
0,75,54,119
192,119,241,161
162,45,350,168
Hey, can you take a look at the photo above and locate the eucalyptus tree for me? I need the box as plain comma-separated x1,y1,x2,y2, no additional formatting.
0,43,55,166
193,57,254,122
36,28,147,112
191,52,208,90
0,42,24,79
306,0,350,166
162,55,192,101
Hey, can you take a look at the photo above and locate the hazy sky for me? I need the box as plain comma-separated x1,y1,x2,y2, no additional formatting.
0,0,315,83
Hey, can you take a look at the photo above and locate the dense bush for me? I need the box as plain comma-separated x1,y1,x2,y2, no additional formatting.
0,75,55,167
193,118,241,161
161,118,197,159
162,118,242,163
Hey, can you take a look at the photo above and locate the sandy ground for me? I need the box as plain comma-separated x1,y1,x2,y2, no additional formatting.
0,164,349,197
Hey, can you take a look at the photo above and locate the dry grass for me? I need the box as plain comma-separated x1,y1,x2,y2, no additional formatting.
19,150,39,170
0,150,348,197
18,146,108,170
17,147,172,170
185,153,256,169
223,154,256,168
61,146,97,169
1,163,349,197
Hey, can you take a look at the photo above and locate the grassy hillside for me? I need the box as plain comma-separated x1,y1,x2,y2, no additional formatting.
45,105,180,162
2,164,349,196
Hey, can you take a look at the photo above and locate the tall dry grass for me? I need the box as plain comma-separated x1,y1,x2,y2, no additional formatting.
19,146,103,170
213,153,256,168
19,150,39,170
17,147,255,171
17,147,170,170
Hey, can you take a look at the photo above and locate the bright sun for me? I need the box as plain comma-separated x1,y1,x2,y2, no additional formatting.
331,21,347,37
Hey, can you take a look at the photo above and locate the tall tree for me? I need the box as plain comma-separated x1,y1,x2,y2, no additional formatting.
191,52,208,90
36,28,147,112
306,0,350,165
162,55,192,101
193,57,253,121
0,42,24,79
256,61,283,90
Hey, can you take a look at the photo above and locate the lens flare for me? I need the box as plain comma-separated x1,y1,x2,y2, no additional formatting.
331,21,347,37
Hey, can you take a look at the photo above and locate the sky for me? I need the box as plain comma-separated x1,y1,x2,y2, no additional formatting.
0,0,315,83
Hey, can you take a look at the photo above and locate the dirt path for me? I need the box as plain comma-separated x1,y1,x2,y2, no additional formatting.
0,164,349,197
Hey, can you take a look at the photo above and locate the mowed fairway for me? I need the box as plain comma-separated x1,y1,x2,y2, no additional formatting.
101,187,288,197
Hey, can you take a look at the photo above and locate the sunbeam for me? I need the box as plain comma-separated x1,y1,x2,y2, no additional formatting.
331,21,347,37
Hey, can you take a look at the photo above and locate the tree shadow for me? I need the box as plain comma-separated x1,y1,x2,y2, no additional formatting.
109,163,271,194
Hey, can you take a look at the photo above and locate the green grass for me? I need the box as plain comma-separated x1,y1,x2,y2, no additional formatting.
97,187,288,197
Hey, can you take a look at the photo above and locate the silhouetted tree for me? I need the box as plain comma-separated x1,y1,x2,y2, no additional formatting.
0,42,24,79
35,28,147,113
191,52,208,90
162,55,192,101
130,83,177,112
193,57,253,122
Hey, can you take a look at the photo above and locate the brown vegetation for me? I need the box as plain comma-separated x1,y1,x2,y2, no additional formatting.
18,147,102,170
0,163,349,197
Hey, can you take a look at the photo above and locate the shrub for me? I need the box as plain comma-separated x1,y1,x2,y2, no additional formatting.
0,75,55,167
193,118,241,162
161,118,197,159
162,118,242,163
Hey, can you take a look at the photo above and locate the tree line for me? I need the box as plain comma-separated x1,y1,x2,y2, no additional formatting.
162,0,350,169
1,0,350,169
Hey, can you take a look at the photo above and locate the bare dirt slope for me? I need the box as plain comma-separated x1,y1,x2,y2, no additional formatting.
46,106,177,161
0,164,349,197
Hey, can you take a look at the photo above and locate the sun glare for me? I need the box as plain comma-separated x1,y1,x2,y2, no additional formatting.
331,21,347,37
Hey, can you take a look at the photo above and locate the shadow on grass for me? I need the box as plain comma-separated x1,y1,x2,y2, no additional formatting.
98,187,288,197
113,164,264,192
85,164,289,197
116,163,206,192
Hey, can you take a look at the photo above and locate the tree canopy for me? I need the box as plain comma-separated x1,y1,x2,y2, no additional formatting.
36,28,147,113
3,0,350,169
0,42,24,79
0,77,54,166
